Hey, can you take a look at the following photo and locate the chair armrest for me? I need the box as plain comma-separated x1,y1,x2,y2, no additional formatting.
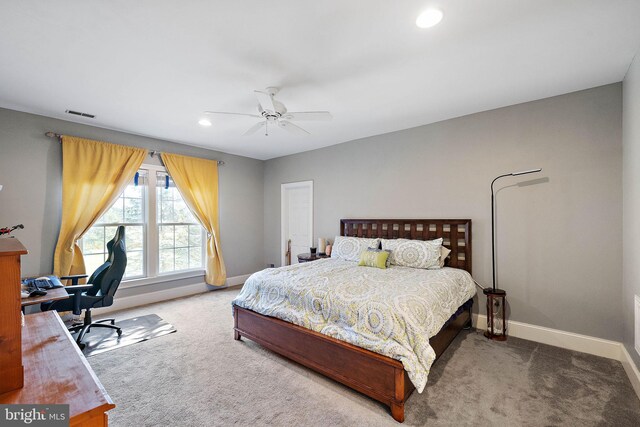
64,284,94,294
60,274,88,286
63,284,93,315
60,274,88,279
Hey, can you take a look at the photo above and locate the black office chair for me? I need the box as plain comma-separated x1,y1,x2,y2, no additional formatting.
42,226,127,349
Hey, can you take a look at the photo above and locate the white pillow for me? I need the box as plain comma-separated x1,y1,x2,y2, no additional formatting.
381,238,443,269
331,236,380,262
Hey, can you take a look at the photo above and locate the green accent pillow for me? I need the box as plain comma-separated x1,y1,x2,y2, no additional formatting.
358,248,390,269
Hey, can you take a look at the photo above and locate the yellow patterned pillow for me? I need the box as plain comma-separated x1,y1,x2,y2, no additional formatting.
358,249,390,269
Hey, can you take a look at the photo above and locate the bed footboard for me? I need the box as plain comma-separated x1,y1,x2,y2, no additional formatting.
234,305,411,421
233,303,471,422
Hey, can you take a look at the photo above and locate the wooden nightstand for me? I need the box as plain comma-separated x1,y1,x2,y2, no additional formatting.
297,253,330,263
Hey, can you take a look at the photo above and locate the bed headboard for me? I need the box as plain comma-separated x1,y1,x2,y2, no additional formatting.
340,219,472,274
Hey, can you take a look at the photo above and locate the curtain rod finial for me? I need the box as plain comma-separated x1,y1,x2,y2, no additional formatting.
45,131,60,138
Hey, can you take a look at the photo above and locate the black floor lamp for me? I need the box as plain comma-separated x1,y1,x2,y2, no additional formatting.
485,168,542,340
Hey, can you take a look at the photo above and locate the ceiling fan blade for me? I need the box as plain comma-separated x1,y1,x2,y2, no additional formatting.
243,121,266,136
204,111,261,118
254,90,276,113
282,111,332,121
278,120,310,135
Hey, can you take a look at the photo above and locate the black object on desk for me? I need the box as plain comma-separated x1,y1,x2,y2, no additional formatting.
22,275,63,290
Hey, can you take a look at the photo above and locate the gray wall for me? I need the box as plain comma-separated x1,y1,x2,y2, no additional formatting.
623,52,640,369
0,108,264,297
264,84,623,341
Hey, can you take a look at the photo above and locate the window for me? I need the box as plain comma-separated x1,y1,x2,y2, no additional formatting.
81,171,146,279
80,165,205,283
156,171,203,274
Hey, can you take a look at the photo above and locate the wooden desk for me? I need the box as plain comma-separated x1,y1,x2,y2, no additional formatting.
21,286,69,308
0,311,115,426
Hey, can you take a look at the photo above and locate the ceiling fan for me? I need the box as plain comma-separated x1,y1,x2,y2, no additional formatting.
205,87,332,136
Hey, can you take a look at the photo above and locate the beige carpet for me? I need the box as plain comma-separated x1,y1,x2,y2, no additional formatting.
89,287,640,426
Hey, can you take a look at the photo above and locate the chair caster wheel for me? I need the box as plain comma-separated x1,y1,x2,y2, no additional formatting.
78,342,86,350
117,329,122,336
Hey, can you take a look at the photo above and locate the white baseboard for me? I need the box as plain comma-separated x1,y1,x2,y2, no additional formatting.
474,314,640,401
473,314,621,360
621,345,640,399
225,273,252,287
96,273,252,315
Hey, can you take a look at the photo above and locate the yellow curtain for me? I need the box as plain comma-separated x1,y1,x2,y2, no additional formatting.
161,153,226,285
53,136,147,279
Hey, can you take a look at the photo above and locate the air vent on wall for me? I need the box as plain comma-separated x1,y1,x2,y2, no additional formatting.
65,109,95,118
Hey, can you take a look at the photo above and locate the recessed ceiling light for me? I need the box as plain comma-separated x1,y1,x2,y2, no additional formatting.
198,118,212,127
416,8,443,29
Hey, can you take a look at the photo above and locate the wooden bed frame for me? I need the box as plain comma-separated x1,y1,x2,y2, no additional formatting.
233,219,473,423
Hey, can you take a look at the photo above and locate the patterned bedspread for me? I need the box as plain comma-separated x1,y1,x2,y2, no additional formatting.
232,258,476,392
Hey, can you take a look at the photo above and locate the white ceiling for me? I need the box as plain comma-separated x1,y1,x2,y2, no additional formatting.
1,1,639,160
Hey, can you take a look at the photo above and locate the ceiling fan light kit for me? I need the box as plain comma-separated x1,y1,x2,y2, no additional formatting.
205,87,332,136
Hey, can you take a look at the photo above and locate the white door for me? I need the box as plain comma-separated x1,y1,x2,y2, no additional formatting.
281,181,313,266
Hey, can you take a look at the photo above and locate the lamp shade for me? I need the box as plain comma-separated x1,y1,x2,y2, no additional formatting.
318,238,327,254
511,168,542,176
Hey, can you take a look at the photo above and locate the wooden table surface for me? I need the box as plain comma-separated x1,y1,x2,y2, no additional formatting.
21,286,69,307
0,311,115,426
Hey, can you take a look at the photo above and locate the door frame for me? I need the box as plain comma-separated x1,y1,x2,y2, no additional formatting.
281,180,314,266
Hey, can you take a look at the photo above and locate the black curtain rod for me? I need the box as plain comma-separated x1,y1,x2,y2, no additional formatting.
44,132,225,165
